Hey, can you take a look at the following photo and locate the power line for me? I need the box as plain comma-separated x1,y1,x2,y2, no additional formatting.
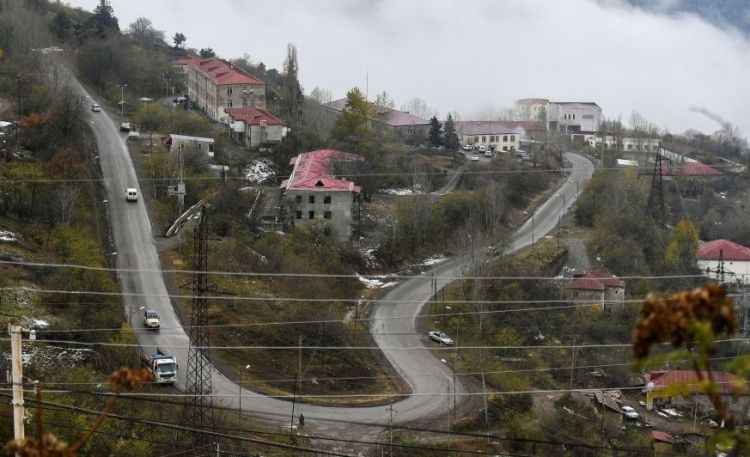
0,258,710,281
0,390,683,457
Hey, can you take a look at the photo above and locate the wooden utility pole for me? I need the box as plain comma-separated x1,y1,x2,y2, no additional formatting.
8,324,25,456
298,335,303,396
388,403,394,457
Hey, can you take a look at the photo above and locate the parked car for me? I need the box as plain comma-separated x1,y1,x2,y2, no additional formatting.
127,131,140,140
484,150,493,158
428,331,454,345
91,103,101,112
621,405,639,420
463,144,473,151
471,154,479,161
477,145,487,152
120,122,132,132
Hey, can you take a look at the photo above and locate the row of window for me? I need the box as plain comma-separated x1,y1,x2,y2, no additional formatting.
475,135,516,143
563,113,576,120
296,210,332,220
295,195,332,204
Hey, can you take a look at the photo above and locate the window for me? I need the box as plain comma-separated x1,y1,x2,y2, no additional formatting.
227,87,233,95
510,135,515,142
227,100,233,107
482,136,486,143
503,135,508,142
308,211,315,219
295,211,302,220
502,146,508,151
324,196,331,204
295,195,302,204
324,211,332,219
309,195,315,204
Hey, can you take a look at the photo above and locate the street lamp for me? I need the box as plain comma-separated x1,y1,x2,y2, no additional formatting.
128,306,145,326
119,83,128,118
443,305,451,332
239,364,251,421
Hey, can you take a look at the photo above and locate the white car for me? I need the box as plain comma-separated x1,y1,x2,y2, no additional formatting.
463,144,473,151
428,331,454,345
127,130,140,140
91,103,101,112
484,150,493,158
621,405,639,420
143,309,160,329
471,154,479,161
120,122,132,132
126,188,138,202
477,145,487,152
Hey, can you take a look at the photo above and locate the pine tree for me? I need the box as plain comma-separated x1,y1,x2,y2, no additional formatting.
428,116,442,147
443,114,459,152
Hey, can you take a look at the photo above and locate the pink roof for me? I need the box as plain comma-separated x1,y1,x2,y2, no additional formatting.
660,160,722,177
326,98,429,127
646,431,675,444
225,107,285,126
697,239,750,261
281,149,362,193
644,370,737,395
568,269,624,291
516,98,549,105
176,56,263,86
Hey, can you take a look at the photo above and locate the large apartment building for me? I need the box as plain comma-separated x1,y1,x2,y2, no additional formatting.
175,56,266,122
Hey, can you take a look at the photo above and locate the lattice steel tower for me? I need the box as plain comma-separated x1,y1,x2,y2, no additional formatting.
183,207,215,451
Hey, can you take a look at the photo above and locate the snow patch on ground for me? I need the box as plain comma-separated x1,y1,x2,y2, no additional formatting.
355,273,398,289
244,160,275,184
421,255,447,267
381,188,421,196
6,345,96,368
360,248,381,270
0,229,19,243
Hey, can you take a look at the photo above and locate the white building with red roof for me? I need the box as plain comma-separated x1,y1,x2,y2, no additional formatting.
567,268,625,310
175,56,266,122
697,239,750,285
225,107,287,149
281,149,363,240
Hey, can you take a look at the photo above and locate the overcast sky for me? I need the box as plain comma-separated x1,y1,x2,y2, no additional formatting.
66,0,750,136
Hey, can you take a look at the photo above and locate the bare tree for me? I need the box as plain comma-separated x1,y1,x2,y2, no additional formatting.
309,86,332,105
400,97,432,120
127,17,164,48
56,185,80,224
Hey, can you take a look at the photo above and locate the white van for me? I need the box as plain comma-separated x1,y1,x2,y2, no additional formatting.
126,188,138,202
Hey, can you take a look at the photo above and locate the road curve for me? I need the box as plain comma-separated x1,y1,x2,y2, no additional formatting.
71,74,593,432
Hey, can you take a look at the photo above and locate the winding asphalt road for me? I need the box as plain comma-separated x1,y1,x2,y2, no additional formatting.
70,74,593,435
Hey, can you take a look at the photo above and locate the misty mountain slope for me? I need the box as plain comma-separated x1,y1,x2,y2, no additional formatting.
624,0,750,35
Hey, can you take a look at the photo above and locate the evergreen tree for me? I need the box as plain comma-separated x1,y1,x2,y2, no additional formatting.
84,0,119,35
428,116,442,147
444,113,460,152
281,43,302,126
199,47,215,58
329,87,374,157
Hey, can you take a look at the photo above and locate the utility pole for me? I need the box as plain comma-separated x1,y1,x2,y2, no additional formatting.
388,403,394,457
453,315,460,424
289,382,297,443
9,325,24,454
569,338,577,391
298,335,303,396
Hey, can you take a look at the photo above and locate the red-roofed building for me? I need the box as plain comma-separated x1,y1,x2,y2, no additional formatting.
175,56,266,122
281,149,363,240
643,370,741,412
225,107,287,149
567,268,625,310
326,98,430,145
697,239,750,285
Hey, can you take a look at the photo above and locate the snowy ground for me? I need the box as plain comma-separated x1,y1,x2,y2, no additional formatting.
421,255,447,267
244,159,275,184
381,188,421,196
0,229,19,243
355,273,398,289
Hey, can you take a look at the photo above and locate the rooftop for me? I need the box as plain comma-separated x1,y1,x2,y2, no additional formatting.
456,120,542,135
516,98,549,105
646,431,676,444
568,269,625,291
644,370,737,396
697,239,750,261
165,134,214,143
326,98,430,127
281,149,362,193
226,107,285,126
660,160,722,177
175,56,263,86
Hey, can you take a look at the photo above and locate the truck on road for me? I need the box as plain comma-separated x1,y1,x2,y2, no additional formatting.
141,349,177,384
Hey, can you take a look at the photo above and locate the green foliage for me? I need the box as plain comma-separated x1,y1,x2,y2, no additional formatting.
664,219,699,271
281,42,302,125
329,87,374,157
443,114,460,152
198,47,215,58
428,116,441,147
